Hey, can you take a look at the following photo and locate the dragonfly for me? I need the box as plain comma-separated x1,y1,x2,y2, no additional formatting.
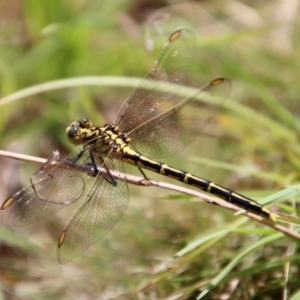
0,29,277,264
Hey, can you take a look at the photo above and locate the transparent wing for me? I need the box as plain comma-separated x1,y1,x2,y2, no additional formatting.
114,29,196,132
130,78,232,158
0,148,95,227
57,156,129,264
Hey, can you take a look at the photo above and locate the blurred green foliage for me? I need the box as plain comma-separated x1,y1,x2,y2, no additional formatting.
1,1,300,299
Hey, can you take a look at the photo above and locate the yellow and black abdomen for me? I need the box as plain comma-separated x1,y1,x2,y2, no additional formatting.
122,147,275,220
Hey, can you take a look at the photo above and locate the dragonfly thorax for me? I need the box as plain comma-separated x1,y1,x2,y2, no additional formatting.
66,118,132,155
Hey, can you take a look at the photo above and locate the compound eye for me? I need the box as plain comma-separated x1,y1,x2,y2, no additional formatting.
80,118,92,128
67,124,79,139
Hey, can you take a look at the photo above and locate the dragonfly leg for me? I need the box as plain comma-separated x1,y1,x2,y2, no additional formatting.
90,152,118,187
138,167,148,180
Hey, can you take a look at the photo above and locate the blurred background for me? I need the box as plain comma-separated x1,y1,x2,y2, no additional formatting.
0,0,300,299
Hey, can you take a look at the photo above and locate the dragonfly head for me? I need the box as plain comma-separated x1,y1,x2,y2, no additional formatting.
66,118,93,145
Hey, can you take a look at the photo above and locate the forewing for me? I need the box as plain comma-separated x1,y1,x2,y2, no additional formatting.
57,156,129,264
130,78,232,158
0,148,94,227
115,29,196,132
